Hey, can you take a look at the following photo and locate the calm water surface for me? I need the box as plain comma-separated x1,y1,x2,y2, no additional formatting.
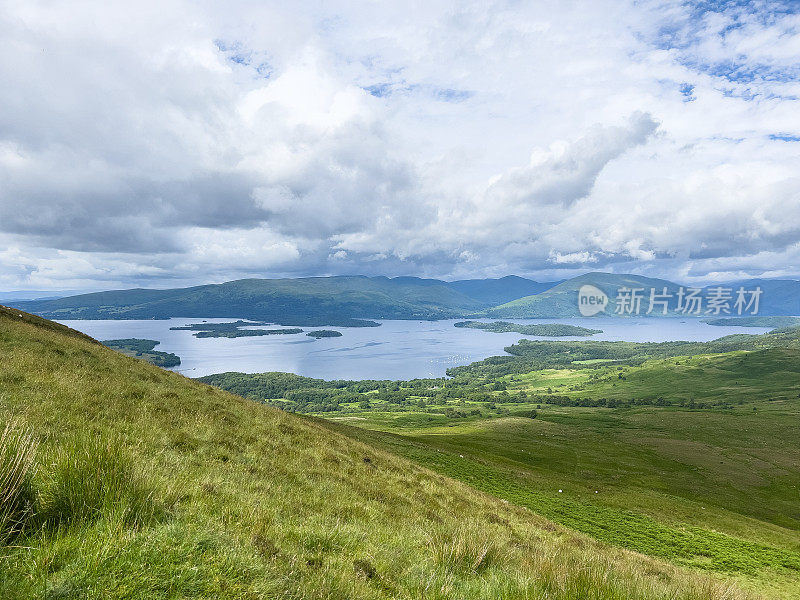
57,317,771,380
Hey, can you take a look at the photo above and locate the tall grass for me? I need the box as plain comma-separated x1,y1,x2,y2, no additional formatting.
0,420,38,542
38,434,163,528
426,521,505,574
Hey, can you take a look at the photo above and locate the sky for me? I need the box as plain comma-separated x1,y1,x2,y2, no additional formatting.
2,0,800,292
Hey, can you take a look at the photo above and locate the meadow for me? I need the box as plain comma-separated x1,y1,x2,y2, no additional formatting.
307,349,800,598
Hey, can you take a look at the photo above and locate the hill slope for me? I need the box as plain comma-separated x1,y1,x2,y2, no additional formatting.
0,305,750,599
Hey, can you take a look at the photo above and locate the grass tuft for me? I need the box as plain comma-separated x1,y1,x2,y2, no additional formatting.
0,420,39,541
38,434,163,529
426,522,505,574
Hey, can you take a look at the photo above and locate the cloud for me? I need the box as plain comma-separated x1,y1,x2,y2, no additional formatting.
329,111,660,268
1,0,799,290
483,112,659,209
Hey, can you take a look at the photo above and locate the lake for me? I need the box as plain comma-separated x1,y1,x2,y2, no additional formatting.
56,317,773,381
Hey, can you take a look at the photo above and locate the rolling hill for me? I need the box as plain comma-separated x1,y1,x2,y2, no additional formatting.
198,323,800,597
0,305,753,599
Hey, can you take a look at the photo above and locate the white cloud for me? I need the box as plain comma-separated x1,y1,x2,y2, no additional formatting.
1,0,800,290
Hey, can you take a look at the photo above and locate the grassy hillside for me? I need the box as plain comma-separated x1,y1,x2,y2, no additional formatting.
0,305,751,599
314,349,800,598
336,403,800,599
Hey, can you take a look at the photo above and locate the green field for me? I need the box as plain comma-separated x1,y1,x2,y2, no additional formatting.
280,345,800,598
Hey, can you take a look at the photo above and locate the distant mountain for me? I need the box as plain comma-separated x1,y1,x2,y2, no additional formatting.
485,272,683,318
0,290,76,302
10,276,492,323
445,275,561,305
486,272,800,318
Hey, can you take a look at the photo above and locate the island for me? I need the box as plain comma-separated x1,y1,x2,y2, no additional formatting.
306,330,343,338
703,316,800,328
101,338,181,367
170,321,303,338
275,317,381,328
454,320,602,337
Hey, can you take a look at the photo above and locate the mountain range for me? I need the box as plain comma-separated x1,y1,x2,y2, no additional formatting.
8,272,800,323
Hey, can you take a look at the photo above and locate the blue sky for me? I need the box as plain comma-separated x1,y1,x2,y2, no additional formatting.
1,0,799,291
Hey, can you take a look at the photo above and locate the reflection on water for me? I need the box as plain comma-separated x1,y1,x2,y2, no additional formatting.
57,317,771,381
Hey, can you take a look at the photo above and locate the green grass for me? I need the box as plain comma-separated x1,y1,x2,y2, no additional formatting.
192,323,800,597
0,421,38,542
539,349,800,405
0,306,753,599
318,350,800,598
333,411,800,598
37,434,165,529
